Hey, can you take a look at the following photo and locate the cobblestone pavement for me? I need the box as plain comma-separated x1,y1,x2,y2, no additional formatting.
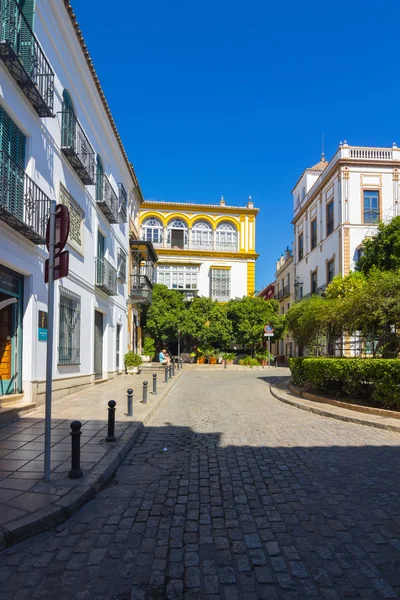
1,370,400,600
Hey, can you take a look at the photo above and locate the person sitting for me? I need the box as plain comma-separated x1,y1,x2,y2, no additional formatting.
159,348,170,366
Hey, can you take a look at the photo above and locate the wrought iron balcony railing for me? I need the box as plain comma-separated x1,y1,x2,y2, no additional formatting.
0,151,50,244
96,173,118,223
129,274,153,304
95,257,117,296
0,0,54,117
59,111,95,185
118,183,127,223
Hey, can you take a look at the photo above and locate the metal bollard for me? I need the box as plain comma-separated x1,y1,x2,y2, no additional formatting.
165,366,169,383
224,359,227,369
142,381,148,403
127,388,133,417
171,360,175,377
169,364,172,379
152,373,157,395
106,400,116,442
180,359,183,370
69,421,83,479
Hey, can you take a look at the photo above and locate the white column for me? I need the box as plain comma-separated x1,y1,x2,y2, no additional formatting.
213,228,217,251
163,226,167,248
188,227,192,250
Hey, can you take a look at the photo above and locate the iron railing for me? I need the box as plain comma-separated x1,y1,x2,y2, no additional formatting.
0,0,54,116
275,285,290,300
59,111,95,185
95,257,117,296
130,274,153,304
96,173,118,223
0,151,50,243
117,248,126,282
118,183,127,223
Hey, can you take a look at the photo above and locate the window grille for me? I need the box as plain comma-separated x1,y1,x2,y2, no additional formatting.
210,269,230,301
58,287,81,365
142,217,163,244
157,265,198,290
216,222,237,251
117,248,127,281
59,183,84,250
192,220,213,248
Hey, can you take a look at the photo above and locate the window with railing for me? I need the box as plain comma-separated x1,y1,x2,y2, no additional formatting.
59,183,84,252
142,217,163,245
210,268,230,301
216,222,237,251
58,287,81,365
311,219,317,250
117,248,127,281
157,265,198,291
326,200,334,236
118,183,127,223
363,190,379,224
298,233,304,261
327,259,335,284
192,220,213,249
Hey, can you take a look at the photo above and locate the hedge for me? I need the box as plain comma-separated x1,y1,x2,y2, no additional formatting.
289,357,400,410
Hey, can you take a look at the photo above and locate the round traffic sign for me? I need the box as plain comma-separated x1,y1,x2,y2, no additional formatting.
264,324,274,334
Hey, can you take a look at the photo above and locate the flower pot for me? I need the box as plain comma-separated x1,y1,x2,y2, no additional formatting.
127,366,139,374
141,355,151,363
209,357,217,365
197,356,205,364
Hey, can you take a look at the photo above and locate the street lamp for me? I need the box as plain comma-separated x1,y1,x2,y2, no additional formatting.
178,329,181,359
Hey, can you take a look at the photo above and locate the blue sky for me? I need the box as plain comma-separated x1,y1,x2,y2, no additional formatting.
73,0,400,289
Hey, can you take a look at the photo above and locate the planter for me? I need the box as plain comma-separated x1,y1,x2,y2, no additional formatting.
226,360,234,365
141,355,151,363
209,357,217,365
197,356,205,364
127,367,139,374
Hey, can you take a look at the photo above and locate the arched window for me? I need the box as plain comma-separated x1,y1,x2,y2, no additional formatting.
61,90,75,149
192,220,212,249
142,217,163,245
96,155,104,202
167,218,188,249
216,222,237,251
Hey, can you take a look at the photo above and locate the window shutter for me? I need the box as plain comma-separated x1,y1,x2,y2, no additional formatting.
20,0,35,28
96,155,104,202
0,106,25,220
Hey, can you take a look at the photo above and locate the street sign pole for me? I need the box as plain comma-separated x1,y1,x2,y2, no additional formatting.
178,330,181,360
44,200,57,482
268,336,270,368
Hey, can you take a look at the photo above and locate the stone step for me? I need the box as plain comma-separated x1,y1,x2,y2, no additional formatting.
0,400,36,424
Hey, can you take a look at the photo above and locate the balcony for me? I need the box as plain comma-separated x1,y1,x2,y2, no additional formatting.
95,257,117,296
275,285,290,300
0,151,50,243
129,274,153,304
0,0,54,117
118,183,127,223
97,173,118,223
59,112,95,185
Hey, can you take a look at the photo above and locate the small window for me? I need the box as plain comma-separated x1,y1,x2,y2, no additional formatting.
298,233,304,261
210,269,230,301
287,303,290,311
59,183,84,252
299,285,303,300
327,259,335,284
117,248,127,281
58,287,81,365
326,201,334,236
363,190,379,223
143,218,163,244
311,219,317,250
311,270,318,295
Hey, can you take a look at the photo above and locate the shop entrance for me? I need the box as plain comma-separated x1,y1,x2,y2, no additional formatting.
0,266,23,395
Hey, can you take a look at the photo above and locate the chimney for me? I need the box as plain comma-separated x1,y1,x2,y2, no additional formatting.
247,195,254,209
220,195,226,206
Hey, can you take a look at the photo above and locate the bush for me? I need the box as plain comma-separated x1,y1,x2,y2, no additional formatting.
289,358,400,409
124,352,143,368
239,356,259,367
142,337,156,360
222,352,236,361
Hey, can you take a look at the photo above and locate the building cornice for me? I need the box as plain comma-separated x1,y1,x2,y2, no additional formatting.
155,248,259,260
142,201,259,215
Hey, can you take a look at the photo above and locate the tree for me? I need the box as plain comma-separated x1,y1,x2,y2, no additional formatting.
143,284,186,344
183,296,232,348
357,216,400,274
325,271,366,299
226,296,285,355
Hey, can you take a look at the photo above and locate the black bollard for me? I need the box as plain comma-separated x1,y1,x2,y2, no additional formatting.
224,359,227,369
127,388,133,417
69,421,83,479
180,359,183,370
152,373,157,395
165,366,169,383
143,381,148,403
171,360,175,377
169,364,172,379
106,400,116,442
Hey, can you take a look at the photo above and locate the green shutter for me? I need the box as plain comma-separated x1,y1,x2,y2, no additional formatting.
1,0,18,48
96,155,104,202
97,231,105,283
61,90,75,148
0,105,25,220
20,0,35,28
18,0,35,77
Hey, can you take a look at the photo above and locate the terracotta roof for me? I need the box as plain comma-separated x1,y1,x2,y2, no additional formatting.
63,1,143,203
308,155,329,171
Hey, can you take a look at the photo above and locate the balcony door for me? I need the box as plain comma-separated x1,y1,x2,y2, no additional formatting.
0,106,26,222
97,230,105,284
94,310,103,380
171,229,184,249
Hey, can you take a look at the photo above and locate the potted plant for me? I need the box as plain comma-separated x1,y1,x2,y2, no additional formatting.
222,352,235,365
142,337,156,363
124,351,143,374
255,349,275,366
209,349,219,365
196,348,205,364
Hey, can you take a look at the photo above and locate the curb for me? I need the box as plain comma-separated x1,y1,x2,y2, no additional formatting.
0,370,185,549
269,382,400,434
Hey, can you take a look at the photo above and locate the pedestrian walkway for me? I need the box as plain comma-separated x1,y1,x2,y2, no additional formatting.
1,369,399,599
0,366,182,546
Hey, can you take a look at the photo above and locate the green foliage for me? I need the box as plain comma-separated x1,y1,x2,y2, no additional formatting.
239,356,259,367
183,297,232,347
124,352,143,368
226,296,285,351
142,337,155,360
285,296,340,354
255,349,275,362
222,352,236,361
325,271,366,299
289,357,400,409
357,216,400,274
144,284,186,343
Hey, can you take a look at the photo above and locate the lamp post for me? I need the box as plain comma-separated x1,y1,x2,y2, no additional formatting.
178,329,181,360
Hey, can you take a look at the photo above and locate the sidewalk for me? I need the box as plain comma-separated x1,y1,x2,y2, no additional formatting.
270,378,400,433
0,367,183,547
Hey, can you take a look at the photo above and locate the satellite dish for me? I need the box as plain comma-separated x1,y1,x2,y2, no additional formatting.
0,298,17,311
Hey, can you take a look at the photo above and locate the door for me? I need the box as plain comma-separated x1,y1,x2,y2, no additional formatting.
94,310,103,380
116,324,121,371
0,301,13,394
171,229,184,249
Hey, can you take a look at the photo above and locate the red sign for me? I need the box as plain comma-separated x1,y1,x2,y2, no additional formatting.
45,250,69,284
46,204,70,252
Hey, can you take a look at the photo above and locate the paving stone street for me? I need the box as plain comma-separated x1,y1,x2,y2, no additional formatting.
1,369,400,599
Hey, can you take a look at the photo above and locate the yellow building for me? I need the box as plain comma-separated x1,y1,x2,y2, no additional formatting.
139,197,259,301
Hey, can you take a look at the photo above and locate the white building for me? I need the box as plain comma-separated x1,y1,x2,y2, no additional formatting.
273,247,295,362
292,143,400,302
139,197,259,301
0,0,142,408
